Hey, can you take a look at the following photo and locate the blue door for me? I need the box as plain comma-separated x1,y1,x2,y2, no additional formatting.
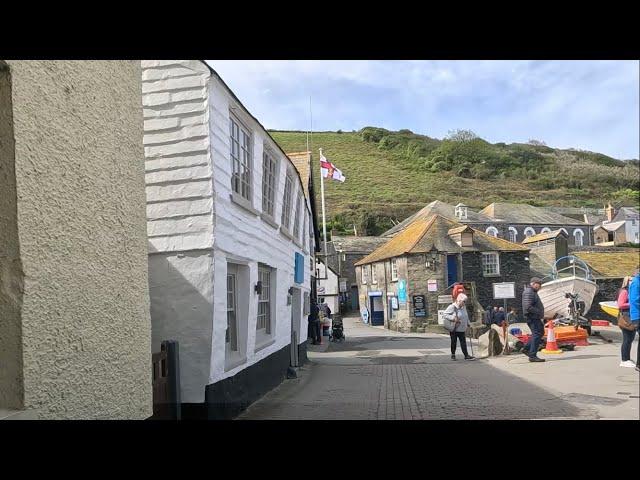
447,255,458,288
370,296,385,326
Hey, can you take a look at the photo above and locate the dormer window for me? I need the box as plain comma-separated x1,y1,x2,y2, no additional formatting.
455,203,468,220
448,226,473,247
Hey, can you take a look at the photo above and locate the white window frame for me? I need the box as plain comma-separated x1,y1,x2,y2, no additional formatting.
281,171,294,231
573,229,584,246
362,265,369,284
229,115,252,202
455,205,468,220
541,227,551,233
391,258,398,281
293,189,303,241
508,227,518,243
524,227,536,238
371,264,378,284
226,272,238,352
261,148,279,218
482,252,500,276
485,226,499,237
257,265,272,334
559,228,568,235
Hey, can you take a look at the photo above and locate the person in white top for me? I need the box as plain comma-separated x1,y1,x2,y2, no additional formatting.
442,293,475,361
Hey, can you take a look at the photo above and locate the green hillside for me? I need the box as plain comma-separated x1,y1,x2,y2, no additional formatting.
270,128,639,236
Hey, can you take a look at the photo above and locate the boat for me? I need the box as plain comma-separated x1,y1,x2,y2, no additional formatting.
537,256,598,319
599,301,619,319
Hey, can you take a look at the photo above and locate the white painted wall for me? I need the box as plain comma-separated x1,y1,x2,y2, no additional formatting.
207,71,313,383
142,61,315,401
625,219,639,243
316,260,339,314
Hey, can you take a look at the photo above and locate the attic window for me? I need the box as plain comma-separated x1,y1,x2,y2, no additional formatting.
455,205,468,220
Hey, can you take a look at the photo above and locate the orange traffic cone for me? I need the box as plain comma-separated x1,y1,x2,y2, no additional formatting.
541,320,562,355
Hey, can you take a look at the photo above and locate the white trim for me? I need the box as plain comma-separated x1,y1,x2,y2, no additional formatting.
481,252,500,276
541,227,551,233
573,228,584,246
524,227,536,238
485,226,499,237
559,228,569,235
508,227,518,243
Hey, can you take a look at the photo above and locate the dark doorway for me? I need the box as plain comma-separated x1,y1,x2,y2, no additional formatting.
447,255,458,288
351,286,359,310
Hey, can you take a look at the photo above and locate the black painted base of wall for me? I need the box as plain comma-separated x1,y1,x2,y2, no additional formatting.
188,341,309,420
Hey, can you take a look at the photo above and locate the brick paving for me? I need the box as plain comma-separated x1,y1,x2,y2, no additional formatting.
238,316,638,420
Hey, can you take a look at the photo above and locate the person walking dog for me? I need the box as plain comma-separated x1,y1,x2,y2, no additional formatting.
443,293,475,360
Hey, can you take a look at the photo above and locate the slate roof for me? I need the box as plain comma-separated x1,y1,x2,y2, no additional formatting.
355,215,528,266
613,207,639,222
330,235,388,254
595,221,626,232
573,250,640,278
382,200,496,237
521,229,567,244
480,202,588,225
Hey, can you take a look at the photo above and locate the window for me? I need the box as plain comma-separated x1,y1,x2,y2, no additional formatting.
541,227,551,233
573,229,584,246
455,204,468,220
226,273,238,351
485,226,499,237
230,116,252,201
371,264,377,284
257,266,271,334
281,172,293,230
262,150,277,217
293,190,303,240
482,252,500,276
508,227,518,243
391,258,398,280
362,265,369,284
302,213,308,250
524,227,536,238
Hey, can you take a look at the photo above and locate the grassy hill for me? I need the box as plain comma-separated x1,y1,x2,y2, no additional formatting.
270,127,639,236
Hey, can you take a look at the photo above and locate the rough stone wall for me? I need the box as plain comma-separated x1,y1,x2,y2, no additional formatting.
5,60,152,419
405,254,446,331
461,251,530,317
0,62,24,410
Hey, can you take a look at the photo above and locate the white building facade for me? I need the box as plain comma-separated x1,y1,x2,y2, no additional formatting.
142,60,316,419
316,259,340,316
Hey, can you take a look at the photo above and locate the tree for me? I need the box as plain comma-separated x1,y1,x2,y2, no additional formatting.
527,139,547,146
446,129,478,142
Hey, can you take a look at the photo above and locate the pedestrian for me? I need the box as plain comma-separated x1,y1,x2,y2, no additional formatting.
443,293,475,360
494,307,506,327
620,269,640,370
506,308,518,324
521,277,546,362
484,305,493,325
308,300,321,345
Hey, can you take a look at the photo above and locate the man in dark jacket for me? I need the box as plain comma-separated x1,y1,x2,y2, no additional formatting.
522,277,546,362
308,300,321,345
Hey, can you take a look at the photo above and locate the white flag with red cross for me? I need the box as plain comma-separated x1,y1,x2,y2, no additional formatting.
320,153,345,182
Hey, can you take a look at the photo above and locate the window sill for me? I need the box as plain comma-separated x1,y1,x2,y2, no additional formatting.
224,353,247,372
230,193,260,216
254,336,276,353
483,273,501,278
261,213,279,230
279,226,297,243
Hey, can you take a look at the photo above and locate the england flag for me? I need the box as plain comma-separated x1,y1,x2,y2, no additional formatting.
320,153,346,182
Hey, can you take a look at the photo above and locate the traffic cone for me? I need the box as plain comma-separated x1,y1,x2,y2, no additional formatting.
541,320,562,354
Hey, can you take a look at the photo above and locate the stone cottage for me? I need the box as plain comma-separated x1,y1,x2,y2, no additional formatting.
354,215,530,332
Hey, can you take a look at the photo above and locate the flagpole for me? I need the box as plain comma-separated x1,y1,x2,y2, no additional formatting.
319,147,328,259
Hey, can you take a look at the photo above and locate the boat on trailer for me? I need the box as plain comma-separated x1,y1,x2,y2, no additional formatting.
538,256,598,319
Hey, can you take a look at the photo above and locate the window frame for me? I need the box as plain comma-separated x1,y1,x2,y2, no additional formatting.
481,252,500,276
226,273,238,352
257,265,272,335
391,258,398,281
293,188,303,241
261,148,279,220
281,170,294,232
362,265,369,284
229,114,253,203
371,263,378,284
508,227,518,243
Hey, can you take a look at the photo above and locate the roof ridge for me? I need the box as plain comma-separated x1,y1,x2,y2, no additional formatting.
407,215,439,252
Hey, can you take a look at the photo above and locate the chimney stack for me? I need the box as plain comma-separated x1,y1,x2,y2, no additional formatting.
606,203,615,222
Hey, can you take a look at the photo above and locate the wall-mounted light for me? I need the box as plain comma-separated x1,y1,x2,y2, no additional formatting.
425,250,440,270
254,281,262,295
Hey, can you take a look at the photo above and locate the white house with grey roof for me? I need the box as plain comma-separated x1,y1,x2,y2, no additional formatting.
142,60,319,419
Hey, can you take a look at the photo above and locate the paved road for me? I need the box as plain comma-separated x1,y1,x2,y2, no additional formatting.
239,315,639,420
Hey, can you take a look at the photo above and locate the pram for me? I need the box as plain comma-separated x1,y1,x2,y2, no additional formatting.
329,316,345,342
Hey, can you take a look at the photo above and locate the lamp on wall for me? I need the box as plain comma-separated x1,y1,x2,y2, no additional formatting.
254,281,262,295
425,249,440,270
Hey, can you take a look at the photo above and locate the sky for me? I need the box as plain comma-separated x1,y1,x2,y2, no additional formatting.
206,60,640,160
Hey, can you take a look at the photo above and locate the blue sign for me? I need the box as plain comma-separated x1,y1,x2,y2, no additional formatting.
398,279,407,303
294,252,304,284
